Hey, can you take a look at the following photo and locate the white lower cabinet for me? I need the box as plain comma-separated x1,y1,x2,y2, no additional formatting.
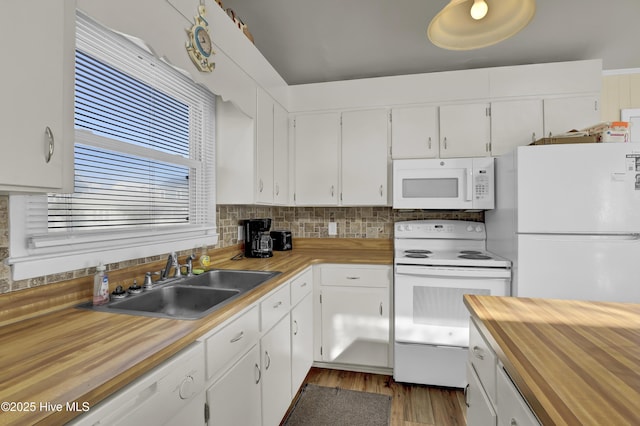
291,292,313,394
315,264,391,368
206,345,262,426
496,366,540,426
204,267,313,426
70,342,206,426
466,363,497,426
467,318,540,426
261,314,292,426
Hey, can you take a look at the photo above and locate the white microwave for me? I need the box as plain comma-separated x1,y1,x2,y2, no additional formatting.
392,157,494,210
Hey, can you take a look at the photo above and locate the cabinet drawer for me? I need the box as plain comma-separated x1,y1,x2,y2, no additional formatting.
318,264,391,287
469,318,498,405
205,306,259,382
291,268,312,306
496,365,540,426
261,283,291,332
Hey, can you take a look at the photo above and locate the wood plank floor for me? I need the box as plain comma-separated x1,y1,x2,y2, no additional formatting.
289,367,467,426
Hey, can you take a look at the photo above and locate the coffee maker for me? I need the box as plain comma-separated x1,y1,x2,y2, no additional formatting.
242,218,273,258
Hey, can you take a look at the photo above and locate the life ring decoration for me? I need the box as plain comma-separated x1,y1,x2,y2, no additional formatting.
186,5,215,73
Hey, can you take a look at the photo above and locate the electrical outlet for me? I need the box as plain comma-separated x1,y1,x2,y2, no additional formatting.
238,225,244,241
328,222,337,236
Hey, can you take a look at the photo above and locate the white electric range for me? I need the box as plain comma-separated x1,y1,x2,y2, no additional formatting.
393,220,511,388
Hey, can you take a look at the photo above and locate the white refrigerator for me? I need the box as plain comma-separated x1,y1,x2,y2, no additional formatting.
486,143,640,302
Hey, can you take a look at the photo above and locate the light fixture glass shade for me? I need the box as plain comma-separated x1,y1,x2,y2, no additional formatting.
428,0,536,50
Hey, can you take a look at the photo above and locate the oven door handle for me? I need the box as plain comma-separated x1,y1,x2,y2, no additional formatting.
395,265,511,279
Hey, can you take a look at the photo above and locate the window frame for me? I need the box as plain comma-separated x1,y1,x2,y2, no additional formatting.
7,12,217,281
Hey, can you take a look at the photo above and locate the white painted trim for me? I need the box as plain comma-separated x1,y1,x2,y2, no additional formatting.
7,232,218,281
602,68,640,76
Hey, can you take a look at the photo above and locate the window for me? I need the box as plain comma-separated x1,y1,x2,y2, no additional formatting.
9,12,217,280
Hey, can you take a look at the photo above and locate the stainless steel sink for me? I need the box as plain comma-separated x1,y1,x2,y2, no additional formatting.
79,269,281,320
183,269,281,292
103,286,241,320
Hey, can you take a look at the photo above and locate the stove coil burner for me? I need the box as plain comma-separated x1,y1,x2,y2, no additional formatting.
459,250,482,255
404,249,432,259
458,253,492,260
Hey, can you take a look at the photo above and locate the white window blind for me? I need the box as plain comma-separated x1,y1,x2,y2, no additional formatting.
9,12,217,277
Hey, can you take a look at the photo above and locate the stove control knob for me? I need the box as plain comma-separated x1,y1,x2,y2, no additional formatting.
475,225,483,232
406,225,412,231
466,225,474,232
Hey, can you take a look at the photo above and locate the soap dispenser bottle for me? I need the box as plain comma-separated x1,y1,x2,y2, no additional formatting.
93,263,110,306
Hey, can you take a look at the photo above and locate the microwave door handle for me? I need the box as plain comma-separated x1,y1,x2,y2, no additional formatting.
465,169,473,201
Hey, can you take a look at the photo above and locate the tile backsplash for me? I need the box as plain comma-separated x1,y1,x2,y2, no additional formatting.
0,196,481,294
216,205,482,246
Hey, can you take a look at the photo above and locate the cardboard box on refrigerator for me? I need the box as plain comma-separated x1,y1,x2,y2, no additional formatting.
530,135,598,145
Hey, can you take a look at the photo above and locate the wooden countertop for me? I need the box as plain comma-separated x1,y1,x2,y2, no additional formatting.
464,295,640,426
0,241,392,425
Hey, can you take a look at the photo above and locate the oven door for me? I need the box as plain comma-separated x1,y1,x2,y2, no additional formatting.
394,265,510,347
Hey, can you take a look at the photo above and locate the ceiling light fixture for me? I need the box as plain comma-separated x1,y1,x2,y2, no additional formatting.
427,0,536,51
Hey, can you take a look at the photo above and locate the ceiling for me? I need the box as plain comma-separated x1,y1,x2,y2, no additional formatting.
220,0,640,86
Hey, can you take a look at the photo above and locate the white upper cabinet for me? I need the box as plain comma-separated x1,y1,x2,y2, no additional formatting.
543,95,600,137
294,113,341,206
0,0,75,193
490,99,543,156
341,109,390,206
216,97,256,205
219,87,288,205
439,103,491,158
256,88,275,204
391,106,439,159
273,101,289,205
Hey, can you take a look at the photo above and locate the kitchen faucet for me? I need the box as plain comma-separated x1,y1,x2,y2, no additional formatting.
161,252,178,280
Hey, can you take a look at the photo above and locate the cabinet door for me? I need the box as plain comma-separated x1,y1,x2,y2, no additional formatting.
391,106,439,158
256,88,275,204
294,113,340,205
496,367,540,426
543,96,599,137
261,314,292,426
466,363,497,426
440,103,490,158
291,293,313,395
320,286,389,367
0,0,74,193
207,345,262,426
490,99,543,156
273,101,289,205
341,109,389,205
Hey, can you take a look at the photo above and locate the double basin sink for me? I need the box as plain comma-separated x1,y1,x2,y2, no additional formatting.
82,269,281,320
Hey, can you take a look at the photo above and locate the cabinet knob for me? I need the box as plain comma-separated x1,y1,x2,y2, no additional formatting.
472,345,485,360
44,126,55,163
275,183,279,196
330,185,334,197
379,185,383,197
265,350,271,370
428,136,432,150
293,320,299,335
443,136,448,149
259,179,264,192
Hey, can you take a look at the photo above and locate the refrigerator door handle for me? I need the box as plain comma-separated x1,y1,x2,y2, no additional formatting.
611,172,626,182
